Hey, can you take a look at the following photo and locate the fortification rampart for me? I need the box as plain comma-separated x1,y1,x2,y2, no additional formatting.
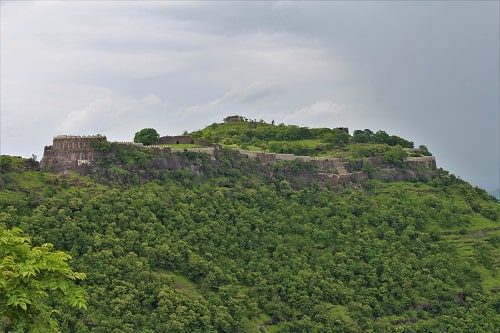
41,132,438,187
40,135,107,171
51,135,106,150
158,136,212,147
115,141,144,147
404,156,437,169
171,147,216,156
237,150,348,168
115,142,172,152
158,135,193,145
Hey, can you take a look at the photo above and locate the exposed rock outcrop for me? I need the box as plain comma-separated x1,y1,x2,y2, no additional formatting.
40,134,438,187
40,135,107,173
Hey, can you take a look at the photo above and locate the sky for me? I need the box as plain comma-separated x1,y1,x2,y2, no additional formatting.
1,1,498,190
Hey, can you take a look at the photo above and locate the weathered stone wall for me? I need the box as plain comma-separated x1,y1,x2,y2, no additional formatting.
171,147,216,156
158,136,194,145
51,135,106,150
40,132,438,186
335,127,349,135
224,115,244,123
40,135,107,172
312,158,348,171
238,150,276,163
405,156,437,169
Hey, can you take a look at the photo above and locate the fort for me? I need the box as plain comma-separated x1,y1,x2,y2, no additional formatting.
158,135,210,146
40,133,437,185
40,135,108,172
158,135,193,145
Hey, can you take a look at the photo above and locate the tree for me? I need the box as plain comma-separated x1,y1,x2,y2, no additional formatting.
419,145,432,156
322,129,350,147
352,130,369,143
0,228,87,332
133,128,160,146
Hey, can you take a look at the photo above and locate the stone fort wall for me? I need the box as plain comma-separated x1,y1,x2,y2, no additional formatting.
158,135,211,147
51,135,106,150
40,134,437,187
40,135,107,171
158,135,194,145
404,156,437,169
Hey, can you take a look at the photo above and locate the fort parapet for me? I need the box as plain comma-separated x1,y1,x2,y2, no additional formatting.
158,135,194,145
40,135,107,172
404,156,437,169
40,133,437,187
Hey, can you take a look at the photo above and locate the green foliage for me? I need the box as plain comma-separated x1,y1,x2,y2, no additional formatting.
0,142,498,331
352,129,414,148
321,129,350,148
384,146,408,166
418,145,432,156
133,128,160,146
0,156,18,173
0,227,87,332
352,129,373,143
90,139,112,152
190,119,419,163
0,156,33,174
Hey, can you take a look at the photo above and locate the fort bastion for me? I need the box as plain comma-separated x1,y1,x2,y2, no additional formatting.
40,133,437,185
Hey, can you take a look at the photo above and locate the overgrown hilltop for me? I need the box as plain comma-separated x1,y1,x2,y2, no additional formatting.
37,116,438,188
190,116,423,157
0,117,499,332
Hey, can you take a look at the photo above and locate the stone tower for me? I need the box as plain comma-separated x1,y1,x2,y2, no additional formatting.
40,135,107,171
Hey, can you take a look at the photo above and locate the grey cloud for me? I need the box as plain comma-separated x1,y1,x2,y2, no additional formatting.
0,1,497,190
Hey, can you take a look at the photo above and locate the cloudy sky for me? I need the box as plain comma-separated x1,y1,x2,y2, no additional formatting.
1,1,498,190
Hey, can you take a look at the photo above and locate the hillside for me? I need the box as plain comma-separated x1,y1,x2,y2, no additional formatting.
189,117,416,158
0,119,499,332
37,119,437,188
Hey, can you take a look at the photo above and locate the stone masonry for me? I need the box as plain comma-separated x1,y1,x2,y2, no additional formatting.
40,135,107,172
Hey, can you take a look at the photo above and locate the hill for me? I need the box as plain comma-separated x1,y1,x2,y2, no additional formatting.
0,118,499,332
37,118,437,188
189,117,415,158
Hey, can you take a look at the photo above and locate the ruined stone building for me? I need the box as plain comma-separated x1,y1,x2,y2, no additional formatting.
40,135,107,172
158,135,194,145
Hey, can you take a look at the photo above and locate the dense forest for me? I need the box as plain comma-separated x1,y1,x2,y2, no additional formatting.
0,119,499,332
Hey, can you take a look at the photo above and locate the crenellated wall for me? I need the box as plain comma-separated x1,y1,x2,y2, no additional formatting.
40,133,438,187
40,135,107,172
51,135,106,150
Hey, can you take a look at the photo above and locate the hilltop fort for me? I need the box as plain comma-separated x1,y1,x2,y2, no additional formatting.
40,125,437,187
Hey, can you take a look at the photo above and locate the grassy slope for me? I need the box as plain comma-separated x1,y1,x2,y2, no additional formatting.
190,121,413,159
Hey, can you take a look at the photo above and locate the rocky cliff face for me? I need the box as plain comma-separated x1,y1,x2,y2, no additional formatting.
40,135,107,173
40,135,438,187
405,156,437,169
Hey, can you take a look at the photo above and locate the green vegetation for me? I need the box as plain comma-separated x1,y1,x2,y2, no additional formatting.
0,119,498,332
0,228,87,332
190,119,416,158
134,128,160,146
170,144,205,149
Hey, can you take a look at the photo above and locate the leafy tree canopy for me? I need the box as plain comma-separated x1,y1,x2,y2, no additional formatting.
133,128,160,146
0,227,87,332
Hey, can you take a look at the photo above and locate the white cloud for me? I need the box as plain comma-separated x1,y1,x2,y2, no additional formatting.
184,81,282,115
0,1,497,188
57,92,169,139
281,100,348,128
296,100,345,117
